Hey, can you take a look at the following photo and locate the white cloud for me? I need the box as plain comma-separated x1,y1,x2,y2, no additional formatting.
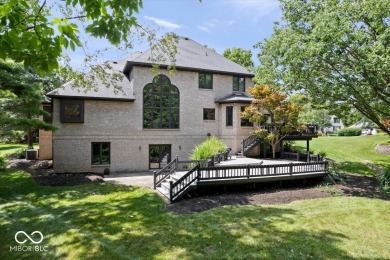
227,20,237,25
197,19,220,33
225,0,279,18
144,16,181,30
198,26,211,33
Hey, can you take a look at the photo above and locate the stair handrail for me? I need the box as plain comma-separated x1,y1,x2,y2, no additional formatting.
242,135,258,155
153,156,178,189
170,164,199,202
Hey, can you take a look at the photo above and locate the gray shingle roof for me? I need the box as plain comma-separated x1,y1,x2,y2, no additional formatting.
215,92,254,104
47,59,135,101
48,36,254,100
124,36,254,76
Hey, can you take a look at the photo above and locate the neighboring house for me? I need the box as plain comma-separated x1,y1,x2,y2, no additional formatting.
323,116,344,133
41,36,261,173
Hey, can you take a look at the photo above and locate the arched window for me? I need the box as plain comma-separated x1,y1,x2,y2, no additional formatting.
143,75,179,129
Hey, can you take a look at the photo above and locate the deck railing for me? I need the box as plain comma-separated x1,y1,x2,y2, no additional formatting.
170,164,199,202
198,161,328,180
154,157,178,189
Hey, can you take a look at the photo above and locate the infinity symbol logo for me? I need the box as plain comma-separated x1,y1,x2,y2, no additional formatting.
15,231,44,244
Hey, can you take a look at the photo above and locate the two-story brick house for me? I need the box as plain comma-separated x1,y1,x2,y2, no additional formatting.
42,36,258,173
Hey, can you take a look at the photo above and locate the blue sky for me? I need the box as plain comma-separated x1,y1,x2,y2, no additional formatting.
66,0,282,68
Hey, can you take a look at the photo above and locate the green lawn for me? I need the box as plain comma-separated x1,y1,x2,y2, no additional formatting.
1,170,389,259
0,143,27,157
293,134,390,175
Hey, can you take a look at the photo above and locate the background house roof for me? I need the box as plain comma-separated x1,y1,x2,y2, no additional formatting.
123,36,254,77
47,59,135,101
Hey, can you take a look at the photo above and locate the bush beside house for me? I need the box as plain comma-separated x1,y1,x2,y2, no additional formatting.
190,136,227,160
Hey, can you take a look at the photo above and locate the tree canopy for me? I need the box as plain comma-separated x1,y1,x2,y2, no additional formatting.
0,0,176,75
0,60,58,148
223,47,254,71
255,0,390,135
241,85,303,158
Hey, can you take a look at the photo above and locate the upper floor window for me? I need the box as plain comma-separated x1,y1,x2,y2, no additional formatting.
143,75,180,129
203,108,215,120
233,76,245,92
199,72,213,89
42,103,52,123
60,99,84,123
334,117,340,124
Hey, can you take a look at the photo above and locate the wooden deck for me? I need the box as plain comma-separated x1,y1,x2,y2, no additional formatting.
154,158,329,203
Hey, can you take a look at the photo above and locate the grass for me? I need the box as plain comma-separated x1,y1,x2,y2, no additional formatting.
293,134,390,175
0,143,27,157
1,170,390,259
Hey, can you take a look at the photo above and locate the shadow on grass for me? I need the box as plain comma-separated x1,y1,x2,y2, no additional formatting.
0,170,366,259
333,161,375,176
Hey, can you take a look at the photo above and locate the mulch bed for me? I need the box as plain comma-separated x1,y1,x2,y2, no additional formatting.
6,159,389,214
6,159,104,186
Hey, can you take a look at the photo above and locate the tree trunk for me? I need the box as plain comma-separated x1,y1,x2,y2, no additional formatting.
271,143,277,159
27,130,34,149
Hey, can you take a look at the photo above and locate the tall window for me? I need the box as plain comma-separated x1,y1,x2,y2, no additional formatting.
334,117,340,124
199,72,213,89
241,106,253,127
233,76,245,92
91,142,110,165
226,106,233,126
143,75,180,129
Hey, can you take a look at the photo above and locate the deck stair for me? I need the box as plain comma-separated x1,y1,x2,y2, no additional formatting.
237,135,260,156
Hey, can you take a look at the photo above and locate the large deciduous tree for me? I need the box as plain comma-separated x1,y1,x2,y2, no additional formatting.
0,0,177,75
223,47,254,71
241,85,303,158
255,0,390,135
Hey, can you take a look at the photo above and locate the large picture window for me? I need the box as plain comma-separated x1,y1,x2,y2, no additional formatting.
143,75,180,129
233,76,245,92
60,99,84,123
199,72,213,89
91,142,110,165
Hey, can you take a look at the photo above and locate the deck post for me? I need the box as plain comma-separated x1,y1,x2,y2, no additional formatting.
306,140,310,162
169,181,173,203
289,163,293,175
153,171,157,190
247,165,250,178
175,155,178,169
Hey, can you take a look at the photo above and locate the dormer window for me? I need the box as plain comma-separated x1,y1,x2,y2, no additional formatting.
233,76,245,92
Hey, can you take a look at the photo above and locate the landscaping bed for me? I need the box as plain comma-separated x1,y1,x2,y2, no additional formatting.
167,174,389,214
6,159,104,186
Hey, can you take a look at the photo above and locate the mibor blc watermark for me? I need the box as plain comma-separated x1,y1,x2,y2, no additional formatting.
10,231,48,252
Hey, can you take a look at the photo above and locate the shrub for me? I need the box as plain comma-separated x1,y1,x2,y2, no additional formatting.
377,167,390,194
337,128,362,136
0,155,6,172
190,136,227,160
13,148,27,159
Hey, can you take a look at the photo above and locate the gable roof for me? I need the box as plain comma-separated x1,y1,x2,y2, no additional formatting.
47,59,135,101
123,36,254,77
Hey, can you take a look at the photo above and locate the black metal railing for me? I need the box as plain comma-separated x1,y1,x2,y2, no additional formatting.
198,161,328,180
170,164,199,202
154,157,178,189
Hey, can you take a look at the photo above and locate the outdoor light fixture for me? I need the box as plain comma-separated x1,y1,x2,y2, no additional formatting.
139,146,141,150
179,145,181,150
207,133,211,137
